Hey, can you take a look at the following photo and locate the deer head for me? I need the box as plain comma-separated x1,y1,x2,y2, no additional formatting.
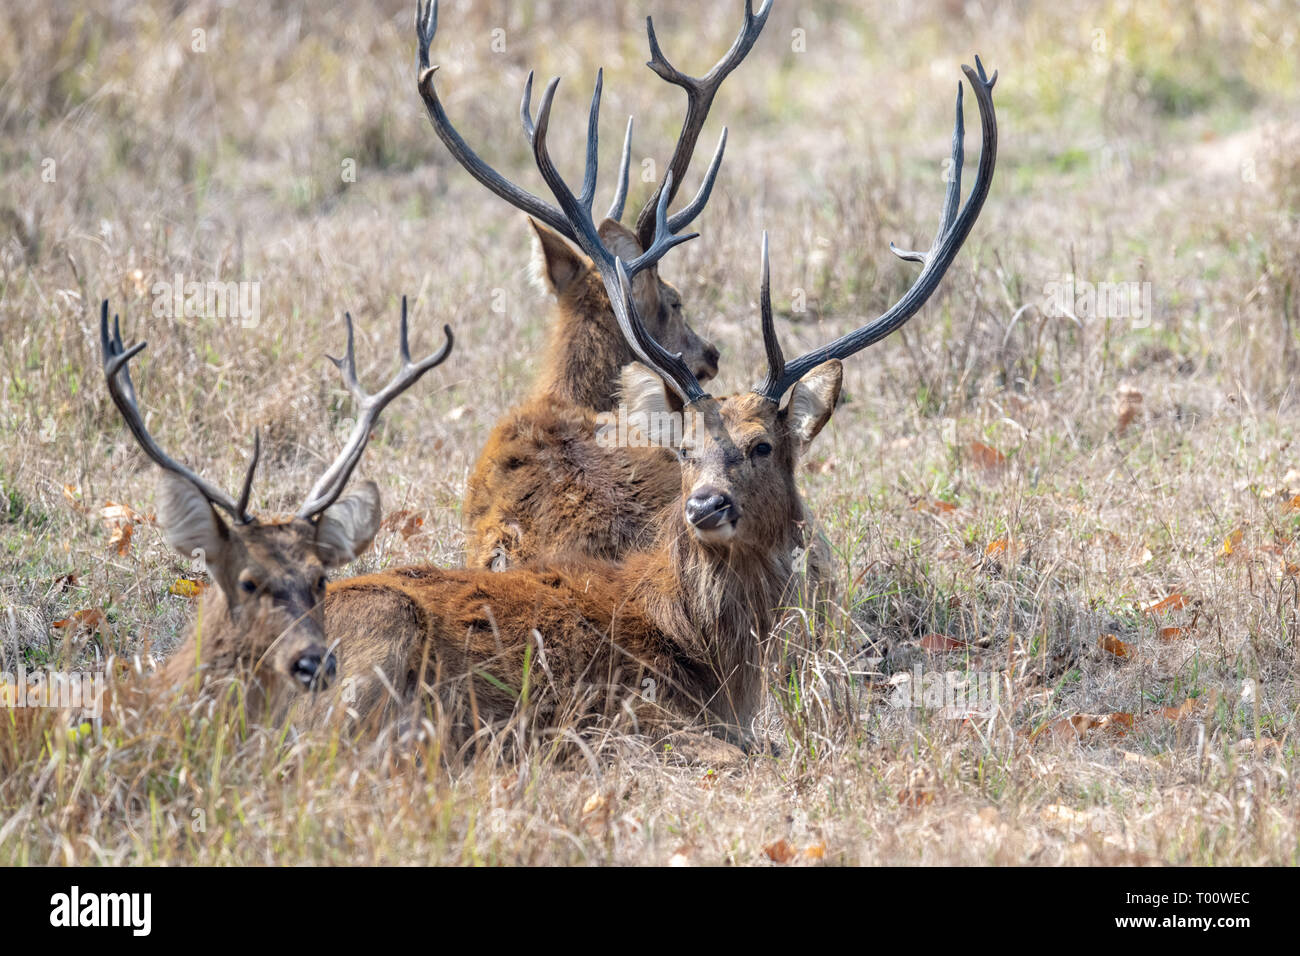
414,0,772,387
616,60,999,557
100,298,453,693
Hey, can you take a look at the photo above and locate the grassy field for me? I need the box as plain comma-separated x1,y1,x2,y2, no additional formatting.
2,0,1299,864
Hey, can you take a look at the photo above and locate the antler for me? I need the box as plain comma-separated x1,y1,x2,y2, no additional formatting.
634,0,773,251
755,57,999,402
522,72,717,404
298,296,454,519
415,0,733,281
415,0,632,241
100,300,259,523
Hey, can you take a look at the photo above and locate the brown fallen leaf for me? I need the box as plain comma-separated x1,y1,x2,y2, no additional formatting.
381,509,425,539
763,839,797,863
62,484,88,515
1155,698,1202,722
1035,712,1134,743
1098,633,1132,659
897,788,935,807
107,522,134,556
802,842,826,861
1114,386,1143,434
969,440,1007,470
918,633,968,653
1158,626,1188,642
1142,593,1189,615
1221,528,1245,558
51,608,109,636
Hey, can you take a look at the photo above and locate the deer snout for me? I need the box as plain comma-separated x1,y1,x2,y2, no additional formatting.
291,649,337,691
695,343,720,381
685,486,740,542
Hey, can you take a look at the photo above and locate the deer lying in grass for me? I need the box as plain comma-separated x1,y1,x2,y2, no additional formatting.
94,298,452,723
309,52,997,748
416,0,767,571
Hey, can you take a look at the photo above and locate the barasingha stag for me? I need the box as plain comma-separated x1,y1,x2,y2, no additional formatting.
416,0,780,572
95,298,452,721
309,51,998,749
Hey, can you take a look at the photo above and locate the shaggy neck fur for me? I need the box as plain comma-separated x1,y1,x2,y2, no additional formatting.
633,491,804,732
536,285,633,412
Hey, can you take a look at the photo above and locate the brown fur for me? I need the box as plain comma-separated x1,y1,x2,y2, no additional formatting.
312,369,842,747
463,219,717,571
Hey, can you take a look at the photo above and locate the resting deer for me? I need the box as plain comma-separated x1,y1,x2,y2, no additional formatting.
96,298,453,722
415,0,782,572
310,51,997,748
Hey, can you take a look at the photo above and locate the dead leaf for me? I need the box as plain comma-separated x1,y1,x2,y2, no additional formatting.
763,839,797,863
1036,712,1133,743
1142,594,1189,615
381,510,425,539
802,842,826,861
169,578,207,599
985,537,1007,557
1158,626,1188,642
918,633,968,653
51,608,109,636
107,522,133,556
897,788,935,807
969,440,1007,470
1221,528,1245,558
1114,386,1143,434
62,484,88,514
1098,634,1132,659
1155,698,1202,722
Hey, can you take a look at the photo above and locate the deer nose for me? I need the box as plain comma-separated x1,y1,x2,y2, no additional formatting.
292,650,337,691
685,487,739,530
698,343,720,379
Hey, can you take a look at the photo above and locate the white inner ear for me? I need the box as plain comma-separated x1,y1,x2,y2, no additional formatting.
156,471,227,564
617,362,679,448
315,480,382,567
786,360,842,446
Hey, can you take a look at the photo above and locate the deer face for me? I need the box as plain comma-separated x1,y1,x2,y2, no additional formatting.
156,474,384,691
620,360,842,552
530,218,720,383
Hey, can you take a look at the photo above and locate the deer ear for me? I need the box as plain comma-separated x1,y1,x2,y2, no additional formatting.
528,218,586,296
314,480,382,567
156,471,230,565
786,360,842,447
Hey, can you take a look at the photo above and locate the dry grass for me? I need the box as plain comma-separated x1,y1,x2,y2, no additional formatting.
1,0,1299,865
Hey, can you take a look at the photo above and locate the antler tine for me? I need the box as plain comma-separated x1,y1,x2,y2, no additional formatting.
754,58,998,402
606,116,634,222
298,296,454,519
634,0,773,250
755,231,785,397
526,74,703,281
612,257,709,406
416,0,581,244
99,300,256,522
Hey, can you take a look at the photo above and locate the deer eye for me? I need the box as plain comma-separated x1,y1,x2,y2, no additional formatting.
752,442,772,458
315,574,328,592
239,578,259,595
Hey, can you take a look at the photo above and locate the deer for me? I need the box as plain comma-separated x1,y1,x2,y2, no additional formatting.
92,297,453,725
413,0,817,579
305,49,998,751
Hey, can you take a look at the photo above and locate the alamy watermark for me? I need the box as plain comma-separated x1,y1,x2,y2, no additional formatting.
595,405,704,449
1,665,103,718
887,663,1000,719
151,273,261,329
1042,274,1152,327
